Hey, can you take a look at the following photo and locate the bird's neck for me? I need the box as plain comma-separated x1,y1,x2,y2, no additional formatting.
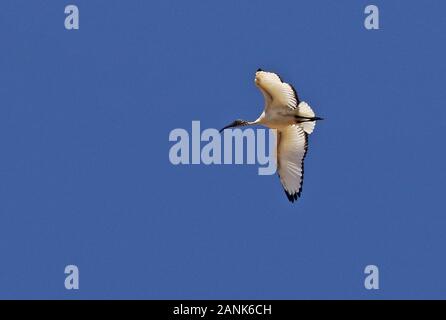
252,112,266,126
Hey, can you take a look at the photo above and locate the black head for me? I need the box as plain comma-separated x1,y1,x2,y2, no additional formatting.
219,119,249,133
257,68,263,72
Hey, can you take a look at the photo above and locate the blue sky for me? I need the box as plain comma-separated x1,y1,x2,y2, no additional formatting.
1,0,446,299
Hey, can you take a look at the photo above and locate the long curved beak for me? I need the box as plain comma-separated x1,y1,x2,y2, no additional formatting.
219,121,238,133
219,124,233,133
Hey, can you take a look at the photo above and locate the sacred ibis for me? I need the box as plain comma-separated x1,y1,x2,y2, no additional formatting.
220,69,323,203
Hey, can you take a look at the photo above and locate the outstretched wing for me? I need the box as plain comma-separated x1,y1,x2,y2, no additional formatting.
277,124,308,203
255,70,300,110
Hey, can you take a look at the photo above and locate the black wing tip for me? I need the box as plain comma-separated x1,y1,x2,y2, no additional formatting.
284,189,300,203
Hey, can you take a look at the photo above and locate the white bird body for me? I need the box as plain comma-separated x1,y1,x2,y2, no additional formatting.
253,71,316,131
221,69,322,203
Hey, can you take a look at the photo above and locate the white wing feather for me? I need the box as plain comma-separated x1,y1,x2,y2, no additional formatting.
255,71,299,110
277,124,308,202
297,101,316,135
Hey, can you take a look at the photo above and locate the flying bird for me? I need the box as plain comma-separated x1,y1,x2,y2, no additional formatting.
220,69,323,202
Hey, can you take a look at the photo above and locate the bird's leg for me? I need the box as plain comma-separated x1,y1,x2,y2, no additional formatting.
294,115,324,123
